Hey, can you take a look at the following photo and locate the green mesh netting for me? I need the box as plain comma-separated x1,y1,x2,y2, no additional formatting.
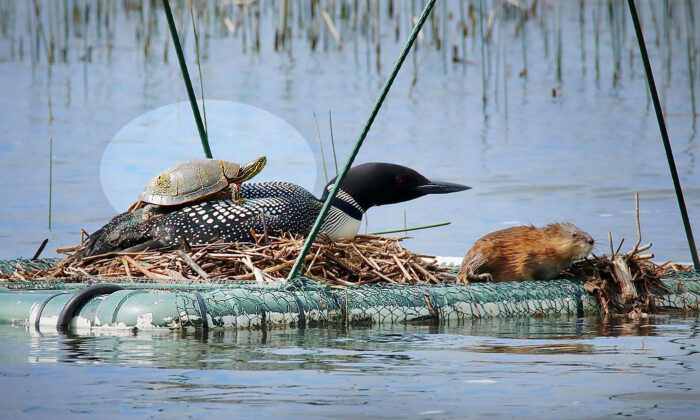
1,259,699,328
0,258,61,275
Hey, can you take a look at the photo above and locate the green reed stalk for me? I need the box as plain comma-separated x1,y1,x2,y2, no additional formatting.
626,0,699,269
404,209,407,235
313,112,328,183
31,0,53,63
375,0,381,74
684,0,696,119
593,2,600,81
663,0,671,80
579,0,585,75
162,0,211,158
371,222,451,236
520,10,527,78
441,0,446,73
190,0,207,131
287,0,438,281
47,71,53,231
556,1,562,83
541,0,548,58
478,0,486,104
460,0,466,75
503,16,508,122
494,16,501,105
328,110,339,176
281,0,288,47
607,0,619,86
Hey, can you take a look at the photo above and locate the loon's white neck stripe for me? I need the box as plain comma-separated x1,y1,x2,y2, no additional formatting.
325,185,364,213
321,206,362,239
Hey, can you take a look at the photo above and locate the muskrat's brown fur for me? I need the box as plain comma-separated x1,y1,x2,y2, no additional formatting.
456,223,595,283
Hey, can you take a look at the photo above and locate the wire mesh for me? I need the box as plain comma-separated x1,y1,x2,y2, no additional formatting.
2,259,698,327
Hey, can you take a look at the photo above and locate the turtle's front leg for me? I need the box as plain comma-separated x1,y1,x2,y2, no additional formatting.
127,200,145,212
233,183,246,205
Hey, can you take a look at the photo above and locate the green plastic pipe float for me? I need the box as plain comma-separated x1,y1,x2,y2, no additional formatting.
1,259,699,333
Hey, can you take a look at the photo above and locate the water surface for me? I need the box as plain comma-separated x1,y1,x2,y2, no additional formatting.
1,3,699,418
0,1,698,262
0,316,698,418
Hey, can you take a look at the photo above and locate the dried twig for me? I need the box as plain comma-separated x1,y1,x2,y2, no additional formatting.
123,255,163,281
8,234,450,286
175,250,209,280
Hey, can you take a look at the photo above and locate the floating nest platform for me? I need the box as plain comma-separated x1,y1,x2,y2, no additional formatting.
0,235,698,332
3,234,454,285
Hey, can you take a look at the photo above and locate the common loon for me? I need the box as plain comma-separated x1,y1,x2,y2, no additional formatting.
78,162,470,257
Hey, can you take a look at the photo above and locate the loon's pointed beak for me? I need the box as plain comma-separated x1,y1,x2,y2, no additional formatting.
414,180,471,195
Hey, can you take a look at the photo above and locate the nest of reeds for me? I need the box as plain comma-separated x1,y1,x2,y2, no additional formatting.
3,233,453,286
564,194,693,318
566,244,667,318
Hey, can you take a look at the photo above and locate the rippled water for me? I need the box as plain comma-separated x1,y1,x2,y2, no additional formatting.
0,0,698,262
1,3,699,416
0,316,698,418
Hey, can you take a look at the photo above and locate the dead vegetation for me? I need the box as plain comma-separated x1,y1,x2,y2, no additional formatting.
567,245,669,318
565,194,693,318
2,233,452,286
2,195,694,319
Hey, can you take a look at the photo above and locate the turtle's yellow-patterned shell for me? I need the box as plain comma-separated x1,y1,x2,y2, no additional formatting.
139,158,240,206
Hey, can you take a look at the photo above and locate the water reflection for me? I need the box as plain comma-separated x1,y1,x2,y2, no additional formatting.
1,315,699,418
1,1,698,263
3,315,697,369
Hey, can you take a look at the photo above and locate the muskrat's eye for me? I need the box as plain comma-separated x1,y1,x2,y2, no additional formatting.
571,233,578,238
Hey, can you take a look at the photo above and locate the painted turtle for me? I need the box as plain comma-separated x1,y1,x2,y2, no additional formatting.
128,156,266,211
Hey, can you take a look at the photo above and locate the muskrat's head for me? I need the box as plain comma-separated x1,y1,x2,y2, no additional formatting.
542,222,595,262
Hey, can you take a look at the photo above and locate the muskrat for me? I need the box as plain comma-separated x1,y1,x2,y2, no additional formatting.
456,223,595,283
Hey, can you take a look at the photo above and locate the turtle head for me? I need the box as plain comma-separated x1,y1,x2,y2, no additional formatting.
235,156,267,183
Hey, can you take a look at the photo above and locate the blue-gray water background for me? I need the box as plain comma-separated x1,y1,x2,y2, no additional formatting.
0,1,699,418
0,317,699,418
0,0,698,262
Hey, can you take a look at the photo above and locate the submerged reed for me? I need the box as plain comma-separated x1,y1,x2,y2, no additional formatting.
9,0,695,100
2,0,697,256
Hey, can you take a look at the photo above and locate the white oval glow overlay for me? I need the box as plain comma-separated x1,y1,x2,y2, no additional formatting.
101,100,316,211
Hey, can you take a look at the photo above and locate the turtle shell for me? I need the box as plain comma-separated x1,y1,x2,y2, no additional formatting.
139,158,240,206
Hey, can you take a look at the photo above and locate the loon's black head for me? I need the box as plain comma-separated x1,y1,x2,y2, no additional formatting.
321,162,471,214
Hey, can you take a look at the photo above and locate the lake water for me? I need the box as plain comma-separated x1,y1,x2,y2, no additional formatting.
0,0,698,263
0,315,698,418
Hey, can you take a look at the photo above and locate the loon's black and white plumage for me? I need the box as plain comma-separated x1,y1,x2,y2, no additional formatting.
78,163,470,257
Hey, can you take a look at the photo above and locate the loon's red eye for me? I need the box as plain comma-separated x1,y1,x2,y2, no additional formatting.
395,175,405,184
